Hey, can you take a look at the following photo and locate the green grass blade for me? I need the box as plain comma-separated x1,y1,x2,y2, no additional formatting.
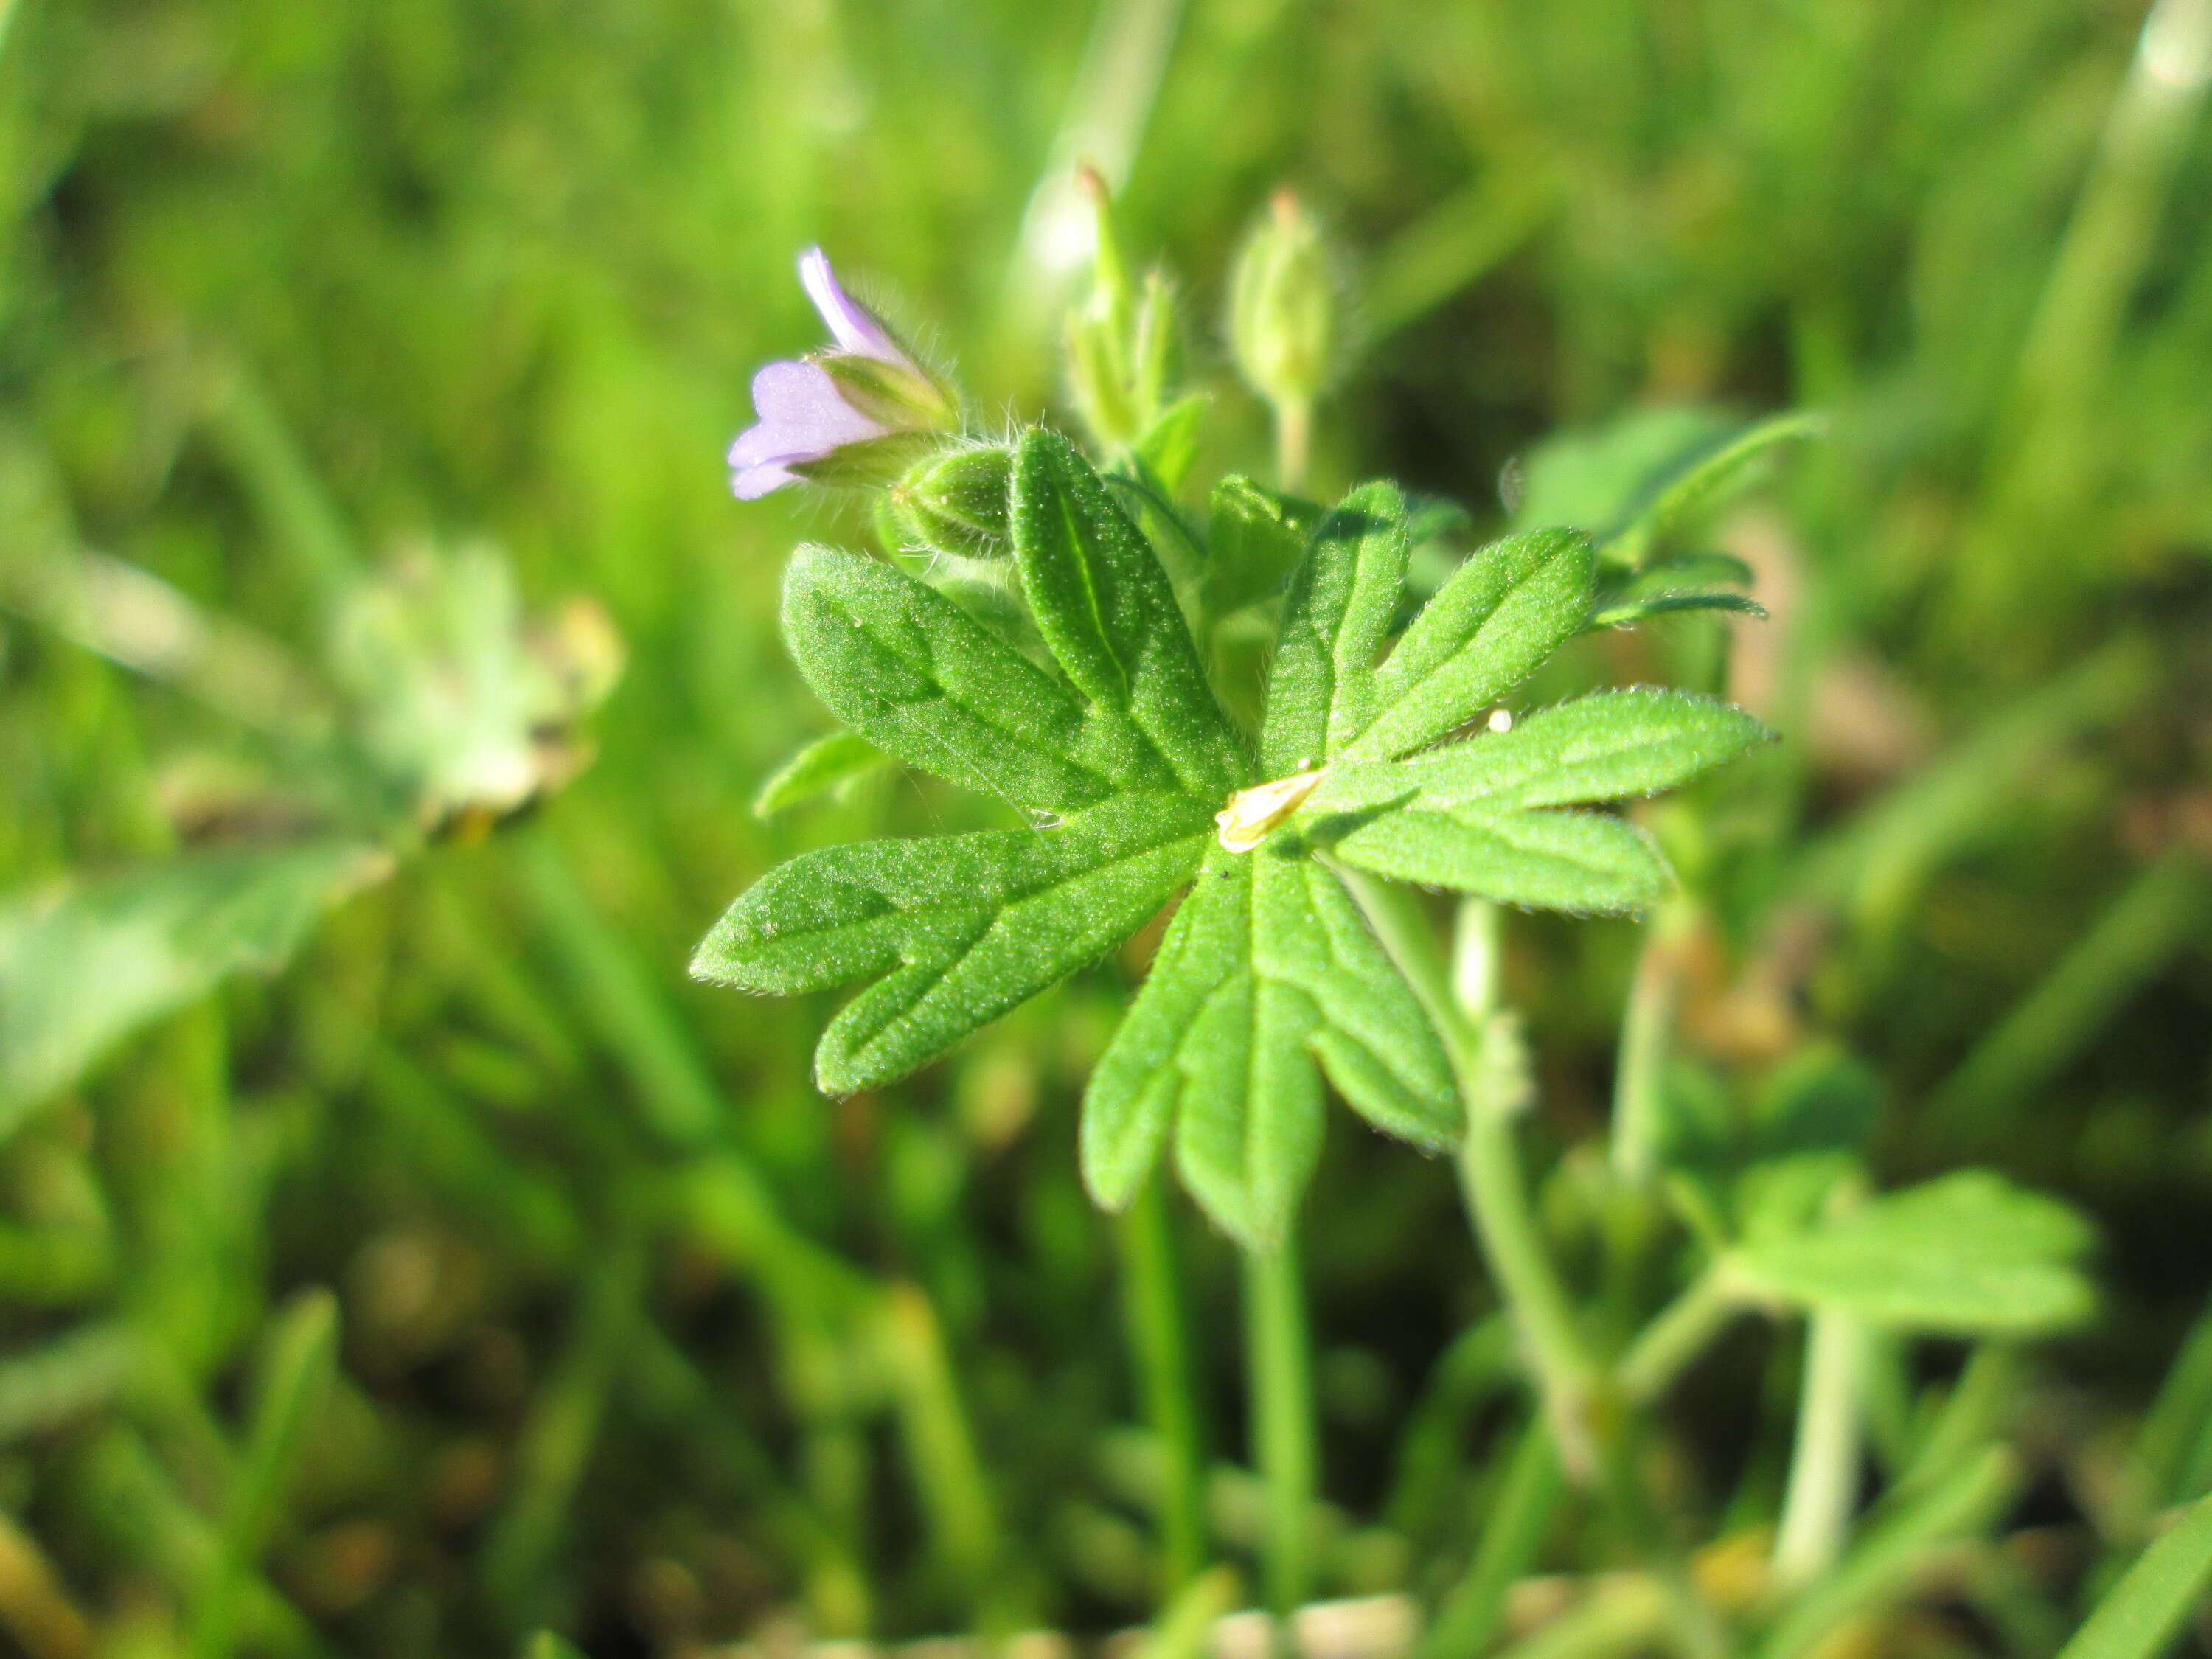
2057,1492,2212,1659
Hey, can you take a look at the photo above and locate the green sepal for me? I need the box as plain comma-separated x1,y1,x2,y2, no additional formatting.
813,350,960,434
888,445,1013,560
782,543,1178,814
1082,848,1457,1248
785,431,942,490
692,793,1214,1094
1347,527,1595,762
1010,429,1248,799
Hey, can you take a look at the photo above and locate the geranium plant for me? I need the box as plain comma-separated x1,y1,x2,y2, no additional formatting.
692,217,2127,1658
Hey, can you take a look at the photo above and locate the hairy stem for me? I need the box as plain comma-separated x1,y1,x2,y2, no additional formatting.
1336,871,1607,1467
1619,1271,1741,1405
1274,396,1312,495
1452,900,1604,1475
1773,1310,1867,1588
1245,1240,1315,1644
1118,1177,1208,1596
1611,897,1695,1186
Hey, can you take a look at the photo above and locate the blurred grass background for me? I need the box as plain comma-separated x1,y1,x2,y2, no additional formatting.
5,0,2212,1652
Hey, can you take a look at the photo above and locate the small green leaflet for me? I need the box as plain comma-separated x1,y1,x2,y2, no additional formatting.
1327,808,1672,915
1347,526,1595,762
1203,475,1318,619
1591,552,1766,629
693,793,1216,1094
1009,429,1246,800
699,430,1770,1242
1725,1171,2097,1336
1314,689,1771,815
1133,392,1208,495
1659,1043,1880,1248
1307,689,1771,914
1508,405,1820,558
783,543,1178,813
1259,481,1411,773
753,731,888,818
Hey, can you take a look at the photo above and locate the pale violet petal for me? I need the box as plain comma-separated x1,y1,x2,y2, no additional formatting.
731,459,799,498
727,359,887,473
797,247,908,365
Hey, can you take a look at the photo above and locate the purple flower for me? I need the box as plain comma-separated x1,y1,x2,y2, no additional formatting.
728,248,955,500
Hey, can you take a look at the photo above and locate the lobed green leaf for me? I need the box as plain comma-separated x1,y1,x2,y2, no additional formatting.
1348,527,1594,762
1628,409,1823,551
1508,406,1738,543
782,543,1176,814
1010,429,1246,799
692,793,1214,1093
1727,1170,2097,1336
1083,850,1457,1247
1259,481,1411,773
1660,1044,1881,1245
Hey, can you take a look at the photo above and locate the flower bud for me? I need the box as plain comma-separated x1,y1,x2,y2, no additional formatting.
1063,165,1183,452
1228,190,1338,414
888,445,1014,560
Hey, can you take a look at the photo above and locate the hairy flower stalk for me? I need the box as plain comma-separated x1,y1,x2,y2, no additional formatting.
727,248,958,498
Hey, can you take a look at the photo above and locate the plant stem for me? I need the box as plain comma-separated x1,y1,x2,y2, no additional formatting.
1119,1177,1208,1596
1245,1240,1315,1646
879,1283,1003,1611
1335,872,1607,1471
1619,1271,1741,1405
1610,897,1694,1186
1756,1447,2018,1659
1773,1310,1866,1589
1413,1416,1565,1659
1451,901,1604,1476
1275,396,1312,495
1340,877,1733,1652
